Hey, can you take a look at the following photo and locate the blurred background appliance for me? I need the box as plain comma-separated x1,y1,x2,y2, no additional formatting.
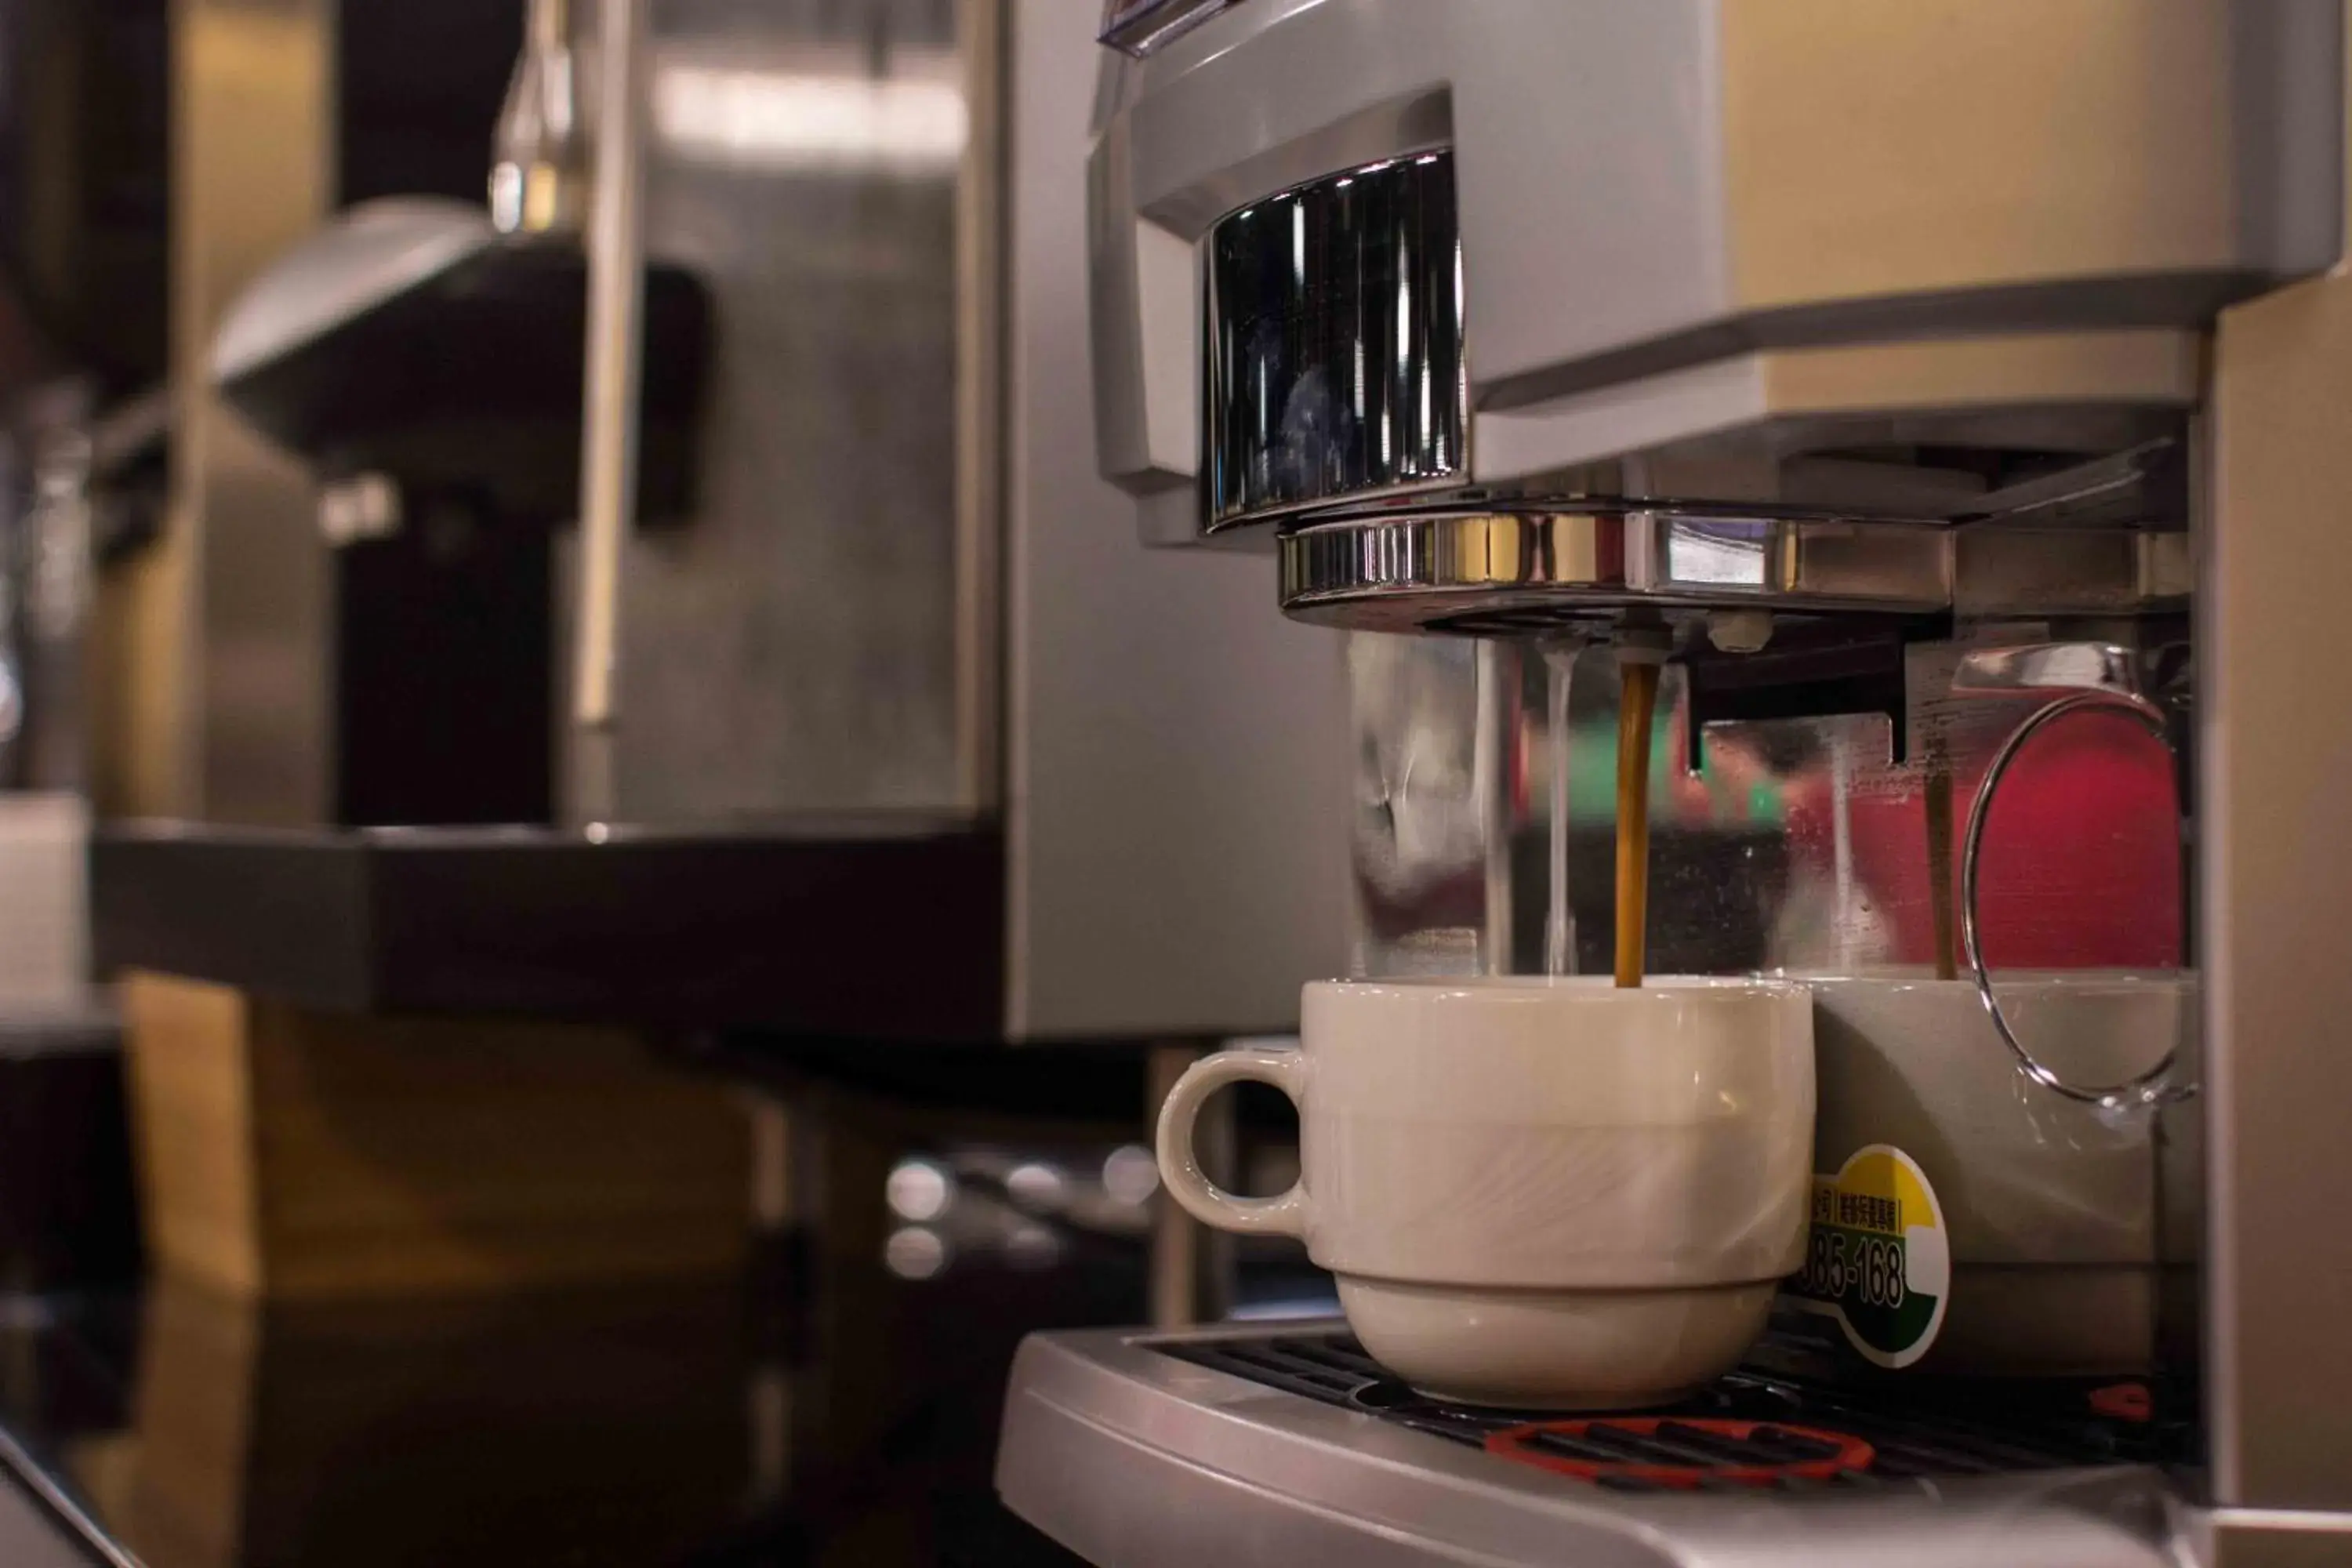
0,0,162,1312
208,195,712,827
89,0,1350,1046
0,4,1348,1562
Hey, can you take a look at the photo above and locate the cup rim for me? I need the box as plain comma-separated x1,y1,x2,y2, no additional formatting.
1784,966,2197,996
1304,975,1810,1004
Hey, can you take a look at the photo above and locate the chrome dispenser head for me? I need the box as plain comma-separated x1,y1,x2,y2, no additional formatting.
1192,151,2194,637
1276,507,1951,637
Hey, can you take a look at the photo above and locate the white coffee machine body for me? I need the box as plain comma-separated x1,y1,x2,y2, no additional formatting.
1088,0,2336,550
1000,2,2352,1563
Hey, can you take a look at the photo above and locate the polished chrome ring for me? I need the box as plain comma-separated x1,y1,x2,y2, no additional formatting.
1275,506,1955,633
1204,151,1466,532
1959,689,2194,1111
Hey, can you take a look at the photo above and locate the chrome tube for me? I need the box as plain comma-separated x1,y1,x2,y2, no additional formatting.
1473,638,1517,975
1541,639,1581,976
572,0,649,751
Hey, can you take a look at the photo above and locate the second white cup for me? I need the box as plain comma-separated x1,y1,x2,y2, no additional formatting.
1156,975,1814,1408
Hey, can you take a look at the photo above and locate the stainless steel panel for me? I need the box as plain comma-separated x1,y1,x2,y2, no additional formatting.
123,0,334,826
1475,332,2205,501
2196,1509,2352,1568
2204,146,2352,1510
1956,529,2191,618
1953,643,2144,700
584,0,980,822
997,1327,2183,1568
952,0,1006,815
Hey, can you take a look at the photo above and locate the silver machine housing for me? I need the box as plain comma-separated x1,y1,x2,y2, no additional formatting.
997,2,2352,1563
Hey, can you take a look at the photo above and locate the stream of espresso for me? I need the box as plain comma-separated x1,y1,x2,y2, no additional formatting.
1613,657,1661,988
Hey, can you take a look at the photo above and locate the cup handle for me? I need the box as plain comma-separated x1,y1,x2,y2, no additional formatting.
1154,1046,1308,1239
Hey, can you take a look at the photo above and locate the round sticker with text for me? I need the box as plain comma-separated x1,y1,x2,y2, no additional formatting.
1788,1144,1950,1370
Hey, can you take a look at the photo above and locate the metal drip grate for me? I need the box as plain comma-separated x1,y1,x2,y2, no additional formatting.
1157,1329,2188,1494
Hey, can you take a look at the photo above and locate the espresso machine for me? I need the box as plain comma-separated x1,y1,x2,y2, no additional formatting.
997,2,2352,1562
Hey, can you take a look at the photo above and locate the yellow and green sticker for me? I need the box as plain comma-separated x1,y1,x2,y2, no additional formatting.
1787,1145,1950,1369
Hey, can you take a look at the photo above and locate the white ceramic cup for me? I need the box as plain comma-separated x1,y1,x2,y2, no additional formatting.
1156,976,1814,1407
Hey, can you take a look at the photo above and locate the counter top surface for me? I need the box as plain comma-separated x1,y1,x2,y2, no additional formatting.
0,1229,1332,1567
92,819,1006,1037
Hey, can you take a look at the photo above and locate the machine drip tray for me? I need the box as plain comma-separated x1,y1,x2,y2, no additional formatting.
997,1320,2202,1566
1160,1327,2185,1493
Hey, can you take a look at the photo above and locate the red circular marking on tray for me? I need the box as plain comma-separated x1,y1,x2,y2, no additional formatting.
2089,1383,2152,1423
1484,1416,1874,1489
